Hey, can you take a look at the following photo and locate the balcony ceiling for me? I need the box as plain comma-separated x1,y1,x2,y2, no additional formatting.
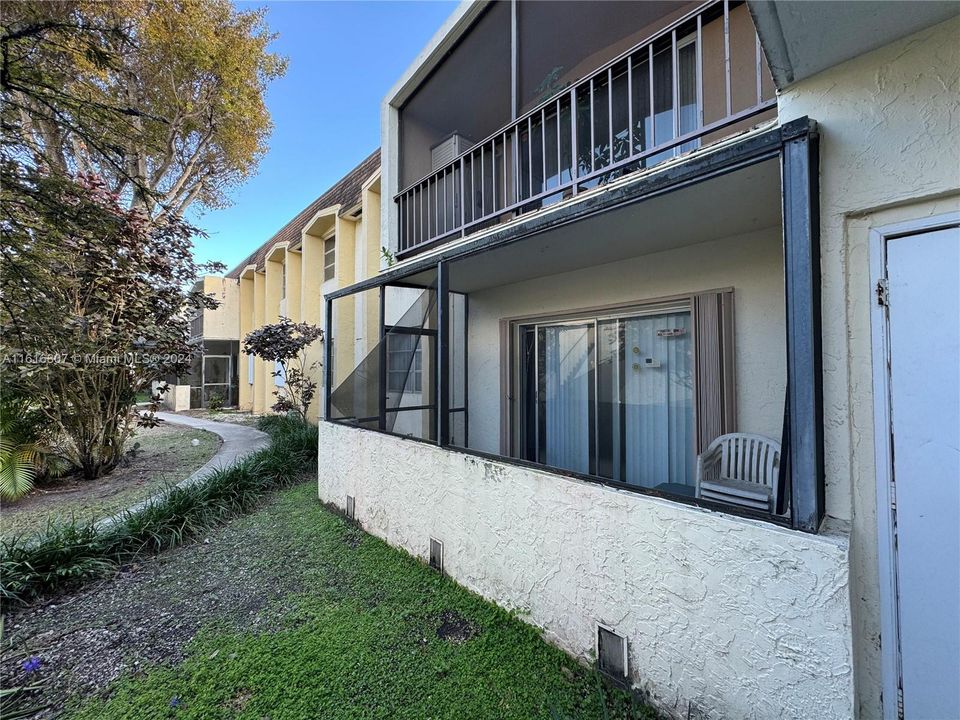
446,156,781,294
749,0,959,88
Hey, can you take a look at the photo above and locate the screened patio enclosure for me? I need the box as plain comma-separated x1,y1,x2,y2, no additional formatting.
327,120,824,532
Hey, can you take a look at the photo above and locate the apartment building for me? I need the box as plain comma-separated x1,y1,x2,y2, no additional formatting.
228,150,381,422
317,2,959,718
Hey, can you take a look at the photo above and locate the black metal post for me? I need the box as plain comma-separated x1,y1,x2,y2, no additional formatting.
781,117,824,533
324,296,333,420
378,287,387,432
437,261,450,446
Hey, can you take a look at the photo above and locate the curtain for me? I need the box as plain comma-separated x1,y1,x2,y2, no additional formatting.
622,311,694,488
542,325,592,475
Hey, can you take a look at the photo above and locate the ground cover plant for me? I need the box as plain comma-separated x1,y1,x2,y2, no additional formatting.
2,481,656,720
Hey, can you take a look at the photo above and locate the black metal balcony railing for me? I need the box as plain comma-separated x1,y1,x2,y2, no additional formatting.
395,0,776,257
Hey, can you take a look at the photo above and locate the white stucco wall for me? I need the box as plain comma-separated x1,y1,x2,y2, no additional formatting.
318,421,854,719
466,227,787,455
777,16,960,719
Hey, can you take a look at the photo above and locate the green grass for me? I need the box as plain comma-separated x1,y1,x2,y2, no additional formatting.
63,482,654,720
0,425,221,538
0,418,316,605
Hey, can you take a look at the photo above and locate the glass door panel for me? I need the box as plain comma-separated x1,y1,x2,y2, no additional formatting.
538,323,595,476
622,310,694,489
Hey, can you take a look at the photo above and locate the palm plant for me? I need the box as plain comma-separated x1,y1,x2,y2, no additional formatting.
0,408,41,501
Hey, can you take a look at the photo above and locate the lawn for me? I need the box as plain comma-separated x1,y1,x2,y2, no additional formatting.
1,481,654,720
0,424,221,538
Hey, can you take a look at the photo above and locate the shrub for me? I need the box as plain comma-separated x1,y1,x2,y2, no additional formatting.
0,417,318,606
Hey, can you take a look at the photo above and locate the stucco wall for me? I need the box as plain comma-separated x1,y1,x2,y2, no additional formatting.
466,227,787,456
777,17,960,719
318,421,854,719
200,276,240,341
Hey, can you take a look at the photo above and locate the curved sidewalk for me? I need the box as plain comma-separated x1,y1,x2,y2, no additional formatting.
97,413,269,528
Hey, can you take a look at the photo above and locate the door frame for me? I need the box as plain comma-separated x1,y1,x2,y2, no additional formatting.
869,211,960,720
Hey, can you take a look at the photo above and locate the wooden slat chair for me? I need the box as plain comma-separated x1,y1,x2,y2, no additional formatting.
696,433,781,512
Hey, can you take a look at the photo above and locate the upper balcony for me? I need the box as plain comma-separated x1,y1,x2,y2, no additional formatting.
393,0,776,258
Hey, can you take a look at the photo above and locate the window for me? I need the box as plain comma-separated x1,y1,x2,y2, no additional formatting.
387,334,423,394
513,293,734,498
281,262,286,300
323,237,336,281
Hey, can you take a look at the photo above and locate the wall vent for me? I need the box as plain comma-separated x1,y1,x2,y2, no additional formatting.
597,624,628,680
428,537,444,573
345,495,355,520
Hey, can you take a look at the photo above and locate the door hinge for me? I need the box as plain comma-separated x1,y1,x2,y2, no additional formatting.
876,278,890,307
897,684,904,720
890,479,897,511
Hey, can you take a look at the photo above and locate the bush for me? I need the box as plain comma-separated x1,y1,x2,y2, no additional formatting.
0,417,318,606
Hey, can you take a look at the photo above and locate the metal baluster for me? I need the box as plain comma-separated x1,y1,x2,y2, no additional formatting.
607,66,613,166
627,55,633,157
755,31,762,105
697,14,704,128
648,44,655,153
724,0,732,117
491,138,497,212
480,145,485,219
527,116,533,200
672,28,679,142
570,87,578,191
556,99,561,187
502,131,508,209
541,107,546,195
459,156,465,237
589,77,595,173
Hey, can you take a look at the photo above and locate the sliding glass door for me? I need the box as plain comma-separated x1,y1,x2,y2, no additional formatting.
518,305,695,493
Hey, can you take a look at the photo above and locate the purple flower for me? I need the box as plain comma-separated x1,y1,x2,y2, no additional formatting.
21,656,42,674
169,696,181,709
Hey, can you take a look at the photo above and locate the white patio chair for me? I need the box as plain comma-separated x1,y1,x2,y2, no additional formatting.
696,433,781,512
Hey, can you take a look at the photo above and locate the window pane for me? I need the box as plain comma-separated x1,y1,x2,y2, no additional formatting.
621,310,694,489
539,324,595,476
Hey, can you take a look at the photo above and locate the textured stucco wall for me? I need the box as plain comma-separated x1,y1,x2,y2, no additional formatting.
777,17,960,719
466,227,787,455
318,421,854,719
200,276,239,341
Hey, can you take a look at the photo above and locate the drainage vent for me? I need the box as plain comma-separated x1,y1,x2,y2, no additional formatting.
428,537,443,573
597,624,628,679
345,495,355,520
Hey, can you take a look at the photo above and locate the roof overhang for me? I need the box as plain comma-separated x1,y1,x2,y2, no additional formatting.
238,264,258,280
749,0,959,89
303,206,339,238
265,242,288,263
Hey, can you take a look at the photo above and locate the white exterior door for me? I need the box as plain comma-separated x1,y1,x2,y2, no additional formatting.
884,224,960,719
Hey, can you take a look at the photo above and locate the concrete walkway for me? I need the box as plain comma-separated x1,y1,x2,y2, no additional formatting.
97,413,269,528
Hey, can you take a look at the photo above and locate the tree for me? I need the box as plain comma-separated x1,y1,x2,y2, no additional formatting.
1,0,286,219
0,165,222,478
243,319,323,421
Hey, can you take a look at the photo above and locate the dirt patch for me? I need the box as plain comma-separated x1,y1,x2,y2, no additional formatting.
173,409,261,427
434,610,478,645
0,424,221,538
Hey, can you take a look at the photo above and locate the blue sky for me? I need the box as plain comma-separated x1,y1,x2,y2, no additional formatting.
189,1,456,272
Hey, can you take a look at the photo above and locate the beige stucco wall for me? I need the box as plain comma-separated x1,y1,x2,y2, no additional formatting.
467,227,787,456
199,276,239,341
318,421,854,719
777,16,960,719
235,171,382,421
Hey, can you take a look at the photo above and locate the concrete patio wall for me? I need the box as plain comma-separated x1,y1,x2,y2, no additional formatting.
318,421,854,719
